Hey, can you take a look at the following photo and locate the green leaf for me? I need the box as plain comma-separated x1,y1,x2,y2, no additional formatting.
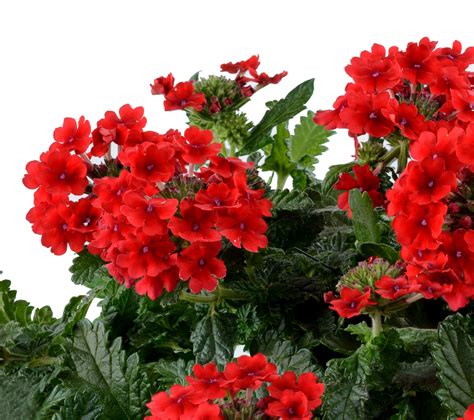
51,390,103,420
191,312,236,368
146,359,194,389
396,327,437,355
359,242,400,264
345,321,372,344
261,123,295,186
267,189,314,213
237,79,314,156
432,314,474,416
0,279,54,327
59,294,94,336
322,162,356,195
256,330,322,376
288,111,333,164
69,250,110,289
349,190,381,244
69,320,151,420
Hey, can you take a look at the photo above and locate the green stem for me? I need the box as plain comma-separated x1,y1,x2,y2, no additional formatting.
276,172,289,190
397,139,409,173
216,286,246,301
179,290,217,304
371,312,383,338
228,142,236,157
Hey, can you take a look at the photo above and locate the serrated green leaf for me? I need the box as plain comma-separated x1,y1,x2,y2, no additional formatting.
69,320,151,420
146,359,194,389
256,330,322,376
51,390,103,420
359,242,400,264
349,190,381,244
191,312,236,368
345,321,372,344
432,314,474,416
261,123,295,187
322,162,356,194
267,189,314,213
237,79,314,156
69,250,110,289
288,111,333,164
0,280,54,327
396,327,437,355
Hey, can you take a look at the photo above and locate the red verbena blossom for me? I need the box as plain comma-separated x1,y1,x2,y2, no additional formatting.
150,73,175,95
266,390,312,420
181,126,222,164
334,164,383,217
329,287,376,318
164,81,206,111
375,275,416,299
177,241,226,293
52,116,91,154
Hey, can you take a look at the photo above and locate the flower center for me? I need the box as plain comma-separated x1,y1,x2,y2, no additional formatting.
113,224,119,232
142,246,149,254
393,285,400,292
372,71,380,78
214,199,222,206
456,251,463,258
469,103,474,111
420,219,428,226
427,180,434,188
447,54,455,60
146,204,154,213
58,172,66,180
369,112,378,119
400,118,408,126
62,223,68,230
198,258,206,267
83,217,91,226
146,163,154,171
349,301,357,309
239,222,246,230
288,408,296,415
432,153,438,160
413,63,421,69
192,223,200,231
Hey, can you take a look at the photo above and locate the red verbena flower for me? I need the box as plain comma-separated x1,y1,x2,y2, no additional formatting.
329,287,376,318
164,81,206,112
375,275,415,299
177,241,226,293
266,390,311,420
52,116,91,154
186,362,226,400
181,126,221,164
150,73,175,95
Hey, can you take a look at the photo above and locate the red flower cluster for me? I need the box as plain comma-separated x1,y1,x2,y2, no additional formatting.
388,126,474,310
150,73,206,112
315,38,474,140
316,38,474,312
24,105,271,298
146,354,324,420
221,55,288,97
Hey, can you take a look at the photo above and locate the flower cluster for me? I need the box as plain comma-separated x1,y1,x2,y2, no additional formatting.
23,102,271,298
146,353,324,420
324,258,420,318
316,38,474,311
151,55,287,115
388,127,474,310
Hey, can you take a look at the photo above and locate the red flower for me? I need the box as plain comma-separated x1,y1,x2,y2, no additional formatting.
217,207,268,252
345,43,401,93
221,55,260,74
186,362,226,400
436,40,474,70
134,264,179,300
53,116,91,154
92,171,136,216
89,213,134,254
266,390,311,420
458,404,474,420
208,156,253,179
223,353,277,392
394,37,438,85
329,287,376,318
334,164,383,217
457,123,474,165
180,402,223,420
24,150,88,195
439,230,474,283
392,202,447,249
451,89,474,123
120,191,178,235
194,182,239,211
164,81,206,112
339,91,394,137
268,371,324,410
430,66,470,96
410,127,464,174
119,142,176,183
181,126,221,164
146,384,204,419
177,241,226,293
169,200,221,243
375,275,415,299
150,73,175,95
382,100,426,140
116,233,176,278
405,160,457,205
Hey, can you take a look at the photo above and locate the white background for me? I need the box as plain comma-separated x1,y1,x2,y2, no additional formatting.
1,0,474,317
